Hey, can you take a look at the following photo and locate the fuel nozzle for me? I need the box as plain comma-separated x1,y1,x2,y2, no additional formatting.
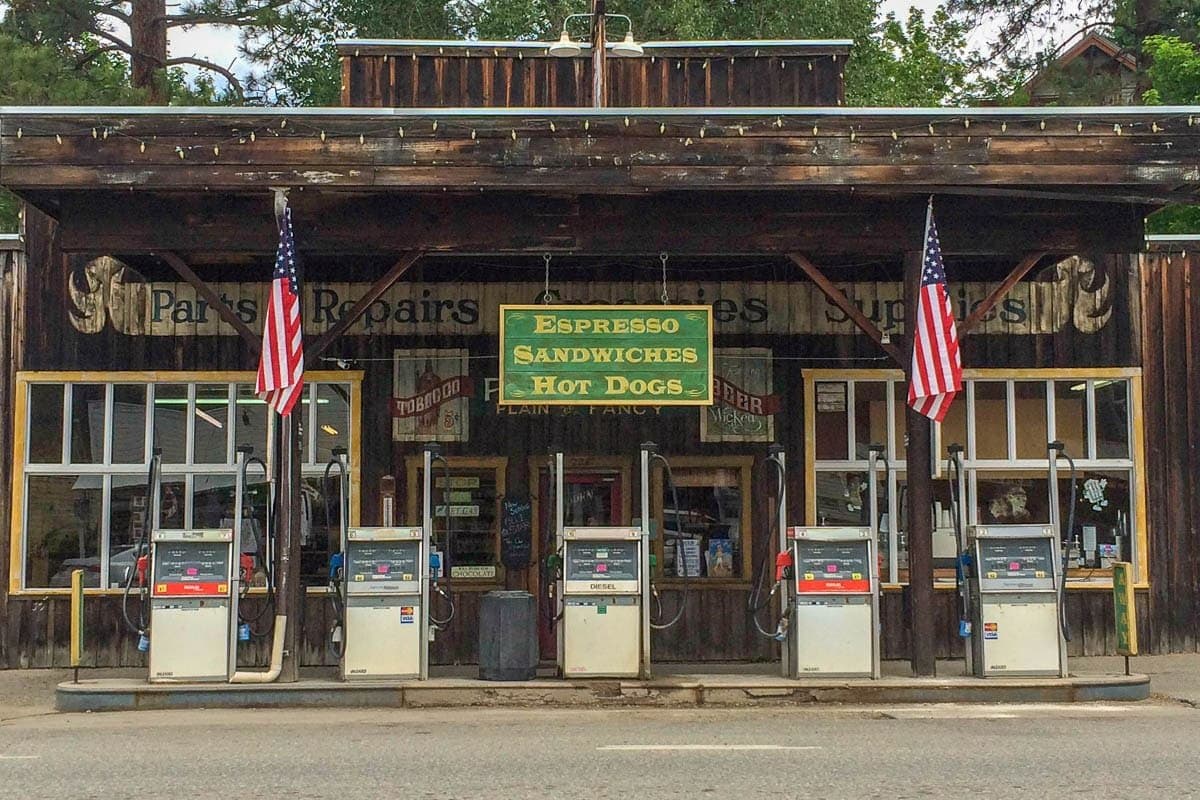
947,443,965,456
1048,440,1065,454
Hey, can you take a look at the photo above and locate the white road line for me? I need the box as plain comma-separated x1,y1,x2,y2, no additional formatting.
598,745,822,752
0,756,40,760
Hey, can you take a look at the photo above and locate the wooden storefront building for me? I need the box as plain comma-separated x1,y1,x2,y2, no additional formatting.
1,39,1198,671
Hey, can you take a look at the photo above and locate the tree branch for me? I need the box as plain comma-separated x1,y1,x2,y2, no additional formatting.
166,0,295,27
164,56,246,97
96,4,131,25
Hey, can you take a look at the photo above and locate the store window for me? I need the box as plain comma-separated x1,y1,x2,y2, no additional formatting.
406,457,506,582
808,371,1142,585
12,373,360,591
652,457,752,581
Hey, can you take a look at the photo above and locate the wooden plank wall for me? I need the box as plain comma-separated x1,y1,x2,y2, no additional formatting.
0,235,22,668
1141,250,1200,653
341,50,846,108
0,218,1174,666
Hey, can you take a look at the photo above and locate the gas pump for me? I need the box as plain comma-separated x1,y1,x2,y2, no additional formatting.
553,451,646,678
326,444,448,680
785,446,882,679
963,442,1070,677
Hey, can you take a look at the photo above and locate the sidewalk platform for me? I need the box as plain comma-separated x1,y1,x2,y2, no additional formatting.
56,669,1150,712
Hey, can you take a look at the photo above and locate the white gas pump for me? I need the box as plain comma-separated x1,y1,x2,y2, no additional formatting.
148,527,235,683
328,445,442,681
966,524,1066,676
785,448,882,679
341,526,426,680
553,451,647,678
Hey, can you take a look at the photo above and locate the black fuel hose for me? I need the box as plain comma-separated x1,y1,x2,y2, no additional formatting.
323,456,347,658
428,454,456,628
749,455,786,638
121,451,160,637
238,457,276,636
649,453,687,631
1056,448,1078,643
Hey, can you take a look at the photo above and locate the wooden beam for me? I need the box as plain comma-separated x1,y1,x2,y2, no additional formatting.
158,250,261,351
308,251,422,359
52,192,1149,257
788,253,905,365
959,251,1047,334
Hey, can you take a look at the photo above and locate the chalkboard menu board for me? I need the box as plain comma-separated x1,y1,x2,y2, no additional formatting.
348,541,420,584
977,537,1054,581
795,541,870,593
153,544,229,584
500,497,533,569
566,540,639,582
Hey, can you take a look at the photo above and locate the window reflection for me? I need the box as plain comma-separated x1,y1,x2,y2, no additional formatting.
29,384,64,464
25,475,102,588
1095,381,1130,459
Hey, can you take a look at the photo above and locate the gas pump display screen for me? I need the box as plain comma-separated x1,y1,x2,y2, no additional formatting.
977,538,1054,581
152,544,230,596
795,541,870,594
565,541,639,581
348,542,420,583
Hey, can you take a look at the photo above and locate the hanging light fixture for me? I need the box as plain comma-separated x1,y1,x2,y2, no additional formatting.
611,30,645,58
547,13,642,58
548,29,582,57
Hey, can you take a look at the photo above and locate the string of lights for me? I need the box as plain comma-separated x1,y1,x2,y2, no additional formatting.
4,109,1198,162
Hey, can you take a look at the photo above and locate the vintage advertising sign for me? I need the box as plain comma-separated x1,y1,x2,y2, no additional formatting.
498,305,714,406
392,348,470,442
702,348,778,443
1112,561,1139,656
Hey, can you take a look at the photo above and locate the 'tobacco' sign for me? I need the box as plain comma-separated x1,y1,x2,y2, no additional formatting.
498,305,713,406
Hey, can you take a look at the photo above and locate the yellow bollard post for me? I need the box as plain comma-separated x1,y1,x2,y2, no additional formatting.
70,569,85,683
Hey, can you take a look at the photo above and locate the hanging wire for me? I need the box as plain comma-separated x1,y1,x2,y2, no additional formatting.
542,253,553,304
660,252,670,304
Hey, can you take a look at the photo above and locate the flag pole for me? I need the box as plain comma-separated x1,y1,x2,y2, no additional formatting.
905,198,937,676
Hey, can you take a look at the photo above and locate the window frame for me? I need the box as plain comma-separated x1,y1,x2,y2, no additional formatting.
804,367,1147,590
650,454,755,586
10,370,363,596
404,455,508,590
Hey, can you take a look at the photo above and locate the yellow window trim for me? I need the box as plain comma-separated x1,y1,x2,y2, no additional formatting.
10,370,363,596
802,368,1149,589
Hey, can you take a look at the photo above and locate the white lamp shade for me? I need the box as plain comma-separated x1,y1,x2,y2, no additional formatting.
548,30,582,57
611,31,644,57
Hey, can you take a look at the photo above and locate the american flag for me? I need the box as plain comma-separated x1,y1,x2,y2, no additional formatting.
256,203,304,416
907,200,962,422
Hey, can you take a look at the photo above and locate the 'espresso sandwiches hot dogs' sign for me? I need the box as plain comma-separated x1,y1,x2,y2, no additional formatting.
499,305,714,406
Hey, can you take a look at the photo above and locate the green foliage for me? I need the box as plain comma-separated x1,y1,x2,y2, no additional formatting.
1141,36,1200,234
1141,35,1200,103
849,7,971,105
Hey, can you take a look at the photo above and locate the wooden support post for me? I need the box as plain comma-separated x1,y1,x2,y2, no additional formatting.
308,252,421,360
959,252,1047,334
591,0,607,108
159,251,261,352
277,412,303,682
903,249,937,677
788,253,905,365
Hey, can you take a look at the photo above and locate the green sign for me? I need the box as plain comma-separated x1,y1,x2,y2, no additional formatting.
1112,561,1138,656
499,305,713,406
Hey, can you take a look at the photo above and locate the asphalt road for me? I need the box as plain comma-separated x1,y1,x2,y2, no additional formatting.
2,702,1198,799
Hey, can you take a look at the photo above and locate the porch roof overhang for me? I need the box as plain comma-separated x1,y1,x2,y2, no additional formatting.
2,105,1198,257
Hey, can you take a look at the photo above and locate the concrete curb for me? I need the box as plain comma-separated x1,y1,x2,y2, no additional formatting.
55,673,1151,712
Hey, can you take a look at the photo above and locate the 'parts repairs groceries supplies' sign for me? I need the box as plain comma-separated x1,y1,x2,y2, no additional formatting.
498,305,714,406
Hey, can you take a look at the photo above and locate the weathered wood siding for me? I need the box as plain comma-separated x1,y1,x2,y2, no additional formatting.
0,233,23,669
0,207,1164,667
339,43,848,108
1140,250,1200,654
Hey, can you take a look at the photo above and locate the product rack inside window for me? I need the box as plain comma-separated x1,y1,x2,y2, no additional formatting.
16,375,356,592
808,371,1142,586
